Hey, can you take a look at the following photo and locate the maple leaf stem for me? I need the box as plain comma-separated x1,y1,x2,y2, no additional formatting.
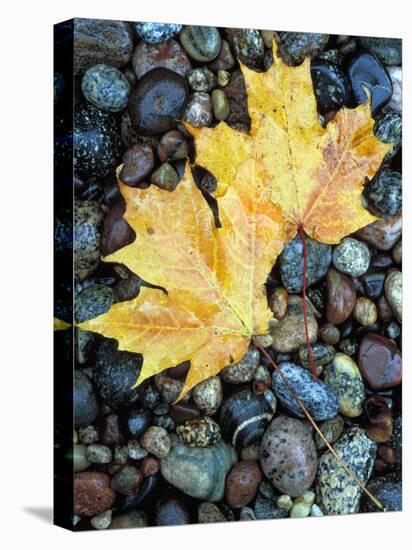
297,223,318,379
254,342,385,512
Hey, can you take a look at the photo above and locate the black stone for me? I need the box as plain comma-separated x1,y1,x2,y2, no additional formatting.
74,370,99,428
357,36,402,66
127,409,153,437
311,59,351,113
128,68,188,136
374,111,402,161
363,478,402,512
360,272,385,300
367,169,402,217
348,51,392,113
74,284,117,323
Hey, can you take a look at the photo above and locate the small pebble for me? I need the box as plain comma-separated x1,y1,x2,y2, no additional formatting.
385,270,402,321
74,472,116,517
212,89,230,121
132,39,192,79
110,465,143,496
180,26,221,62
81,64,130,112
91,509,112,530
348,51,392,113
157,130,188,162
353,297,378,326
319,323,340,345
374,111,402,161
134,22,182,44
192,376,223,414
310,504,324,517
79,425,99,445
218,70,230,87
358,333,402,389
333,237,370,277
188,67,217,92
119,143,154,186
269,287,288,320
392,240,402,264
387,66,402,112
141,426,171,458
176,416,221,447
221,347,259,384
151,162,180,191
276,495,293,511
315,415,344,450
368,169,402,217
183,92,213,127
73,444,91,472
198,502,226,523
225,460,262,508
323,353,365,417
209,40,235,70
86,444,112,464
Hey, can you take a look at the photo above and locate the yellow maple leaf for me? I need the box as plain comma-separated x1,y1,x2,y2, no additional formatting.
79,161,286,397
190,42,391,244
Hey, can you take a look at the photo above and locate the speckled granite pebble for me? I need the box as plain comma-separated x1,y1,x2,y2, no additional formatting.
81,64,130,112
134,22,182,44
323,353,365,417
333,237,370,277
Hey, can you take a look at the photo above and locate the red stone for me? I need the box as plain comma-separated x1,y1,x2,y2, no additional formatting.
225,460,262,508
326,268,356,325
141,456,160,477
74,472,116,517
358,333,402,389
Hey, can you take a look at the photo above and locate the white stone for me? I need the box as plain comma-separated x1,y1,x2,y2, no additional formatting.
387,66,402,113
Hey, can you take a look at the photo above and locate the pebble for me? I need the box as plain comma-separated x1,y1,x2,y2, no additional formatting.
101,414,124,446
260,416,318,497
73,444,91,472
240,444,260,461
290,491,315,518
360,272,386,300
188,67,217,92
272,362,339,420
385,270,402,321
387,66,402,112
74,472,116,517
353,297,378,326
86,443,112,464
110,510,148,529
298,343,335,375
356,211,402,251
127,408,153,438
374,110,402,161
101,203,138,255
192,376,223,415
240,506,257,521
315,415,344,450
157,130,188,162
91,509,112,530
358,333,402,389
160,437,237,501
226,460,262,508
74,104,121,178
269,287,288,320
93,340,142,409
111,465,143,496
212,89,230,121
378,295,394,321
363,478,402,512
368,169,402,217
74,370,99,428
270,296,318,352
311,60,350,113
128,68,188,135
183,92,213,127
209,40,235,71
132,39,191,79
119,143,154,186
277,494,293,511
310,504,324,517
141,456,160,477
319,323,340,345
333,237,370,277
365,395,393,443
134,22,182,44
348,51,392,113
254,494,288,520
279,234,332,293
323,353,365,417
219,388,276,448
156,498,190,526
326,267,356,325
150,162,180,191
74,200,104,281
218,70,230,87
81,64,130,112
78,425,99,445
177,416,221,447
74,19,134,73
141,426,171,458
127,440,148,460
74,284,116,323
316,427,377,514
198,502,226,523
170,402,201,424
221,347,260,384
224,70,251,132
226,28,265,69
386,321,401,340
358,36,402,66
277,32,329,64
393,240,402,264
180,26,221,62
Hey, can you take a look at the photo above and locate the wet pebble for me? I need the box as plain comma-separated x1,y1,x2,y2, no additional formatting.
212,89,230,121
358,36,402,66
374,111,402,161
270,296,318,352
151,162,180,191
75,284,116,323
73,444,91,472
298,343,335,372
156,498,190,526
358,333,402,389
315,415,344,450
319,323,340,345
110,510,147,529
192,376,222,415
224,69,250,131
333,237,370,277
78,425,99,445
348,51,392,113
387,66,402,112
260,416,318,497
360,272,385,300
277,32,329,64
269,287,288,320
363,477,402,512
183,92,213,127
91,509,112,530
385,270,402,321
141,426,171,458
111,465,143,496
290,491,315,518
180,26,221,62
81,64,130,112
86,443,112,464
198,502,226,523
141,456,160,477
119,143,154,186
157,130,188,162
188,67,216,92
209,39,235,71
134,22,182,44
74,370,99,428
74,200,104,281
221,347,260,384
311,60,350,113
393,240,402,264
353,297,378,326
132,39,191,79
226,460,262,508
74,472,116,517
323,353,365,417
226,28,265,69
127,408,152,438
176,416,221,447
368,169,402,217
272,362,339,420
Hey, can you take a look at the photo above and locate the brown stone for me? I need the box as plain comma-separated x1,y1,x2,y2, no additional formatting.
74,472,116,517
170,402,201,424
157,131,189,163
225,460,262,508
269,287,288,320
358,333,402,389
101,414,124,446
377,295,394,321
101,201,135,256
119,143,154,186
270,295,318,353
132,39,191,79
356,212,401,251
326,268,356,325
353,297,377,326
141,456,160,477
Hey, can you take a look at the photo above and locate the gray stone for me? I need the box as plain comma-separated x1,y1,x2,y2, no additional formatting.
358,36,402,66
374,111,402,162
333,237,370,277
134,22,182,44
368,169,402,217
74,370,99,428
221,347,260,384
81,64,130,112
362,477,402,512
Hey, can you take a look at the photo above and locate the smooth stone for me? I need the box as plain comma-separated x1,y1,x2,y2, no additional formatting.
323,353,365,417
75,329,95,365
157,130,188,162
353,297,378,326
348,51,392,113
74,472,116,517
183,92,212,127
387,66,402,112
170,402,201,424
277,32,329,64
150,162,180,191
160,437,237,501
356,212,402,251
188,67,216,92
127,440,148,461
127,408,152,438
74,370,99,428
110,510,147,529
218,70,230,87
141,456,160,477
78,425,99,445
74,19,133,73
269,287,288,320
180,26,221,62
254,493,288,520
111,465,143,496
277,494,293,511
198,502,226,523
81,64,130,112
270,295,318,353
358,36,402,66
86,444,112,464
91,509,112,529
374,111,402,161
132,39,191,79
385,270,402,321
74,200,104,281
192,376,222,414
315,415,344,450
392,240,402,264
73,444,91,472
279,234,332,293
74,284,116,323
298,343,335,371
74,104,121,178
319,323,340,345
317,428,377,514
290,491,315,518
226,460,262,508
212,89,230,121
224,70,251,132
221,347,260,384
363,478,402,512
141,426,170,458
311,60,350,113
156,498,190,526
272,362,339,420
134,22,182,44
333,237,370,277
128,68,188,135
101,413,124,446
119,143,154,186
101,201,135,256
358,333,402,389
226,28,265,69
386,321,401,340
208,40,235,71
368,169,402,217
260,416,318,497
360,272,385,300
219,388,277,449
176,416,221,447
93,340,142,409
